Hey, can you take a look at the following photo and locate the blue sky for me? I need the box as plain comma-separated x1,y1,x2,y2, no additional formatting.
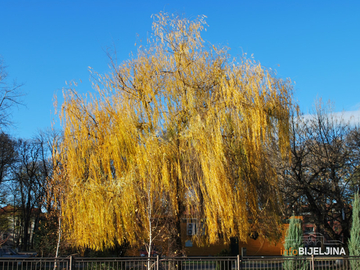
1,0,359,138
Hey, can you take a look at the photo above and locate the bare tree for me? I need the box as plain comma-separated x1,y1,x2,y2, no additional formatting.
36,129,65,257
347,126,360,190
11,137,51,251
0,132,16,185
0,56,23,128
280,101,360,247
0,132,17,242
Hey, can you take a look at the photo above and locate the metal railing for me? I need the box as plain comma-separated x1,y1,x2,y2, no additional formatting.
0,257,69,270
1,255,359,270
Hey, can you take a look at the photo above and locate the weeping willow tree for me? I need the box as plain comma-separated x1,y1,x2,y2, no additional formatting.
57,12,293,255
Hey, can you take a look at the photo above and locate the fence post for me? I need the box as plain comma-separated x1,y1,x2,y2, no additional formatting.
311,255,314,270
69,255,73,270
237,254,240,270
156,255,159,270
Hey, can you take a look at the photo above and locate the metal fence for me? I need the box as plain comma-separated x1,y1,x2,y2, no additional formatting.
1,256,359,270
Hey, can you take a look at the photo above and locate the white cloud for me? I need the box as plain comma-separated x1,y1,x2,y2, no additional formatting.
337,110,360,126
302,110,360,126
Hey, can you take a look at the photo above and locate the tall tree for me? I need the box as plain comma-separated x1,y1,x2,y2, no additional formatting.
11,137,51,250
348,127,360,191
349,192,360,269
33,129,65,256
0,132,16,185
57,12,294,254
0,133,16,245
279,101,360,246
283,215,307,270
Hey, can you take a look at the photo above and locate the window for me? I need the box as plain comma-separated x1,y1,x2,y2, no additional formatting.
304,226,315,234
187,219,205,236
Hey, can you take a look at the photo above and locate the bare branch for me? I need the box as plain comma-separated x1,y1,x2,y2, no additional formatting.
0,56,25,128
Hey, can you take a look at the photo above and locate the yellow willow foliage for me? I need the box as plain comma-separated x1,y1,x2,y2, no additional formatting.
57,12,293,250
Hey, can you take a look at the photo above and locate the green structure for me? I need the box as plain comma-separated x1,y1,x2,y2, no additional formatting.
349,192,360,269
283,215,307,270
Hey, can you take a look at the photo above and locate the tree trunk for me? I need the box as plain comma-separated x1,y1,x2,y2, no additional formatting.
168,195,185,257
22,216,30,251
